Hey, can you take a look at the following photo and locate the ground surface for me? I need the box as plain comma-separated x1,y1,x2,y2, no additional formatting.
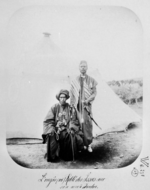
6,103,143,169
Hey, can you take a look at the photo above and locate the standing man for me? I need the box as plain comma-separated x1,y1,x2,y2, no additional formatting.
70,60,98,152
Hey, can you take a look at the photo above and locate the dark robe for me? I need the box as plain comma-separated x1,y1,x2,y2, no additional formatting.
42,103,84,162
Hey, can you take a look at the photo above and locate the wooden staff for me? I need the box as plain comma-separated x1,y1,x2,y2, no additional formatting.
79,77,84,125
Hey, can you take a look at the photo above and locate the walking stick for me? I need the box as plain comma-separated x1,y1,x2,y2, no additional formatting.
70,132,75,162
79,77,84,129
69,107,75,163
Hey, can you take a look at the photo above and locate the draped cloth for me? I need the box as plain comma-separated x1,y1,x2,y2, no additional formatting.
70,74,98,146
42,103,84,161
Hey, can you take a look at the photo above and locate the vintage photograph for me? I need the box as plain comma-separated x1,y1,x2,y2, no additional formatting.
5,5,143,170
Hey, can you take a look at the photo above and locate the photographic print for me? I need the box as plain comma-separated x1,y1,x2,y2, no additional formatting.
0,0,150,190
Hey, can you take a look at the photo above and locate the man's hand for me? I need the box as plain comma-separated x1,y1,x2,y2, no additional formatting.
57,127,61,134
48,129,55,136
83,100,89,105
56,121,63,128
70,129,75,135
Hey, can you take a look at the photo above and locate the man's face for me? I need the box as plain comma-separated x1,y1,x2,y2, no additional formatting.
79,62,88,75
59,94,67,105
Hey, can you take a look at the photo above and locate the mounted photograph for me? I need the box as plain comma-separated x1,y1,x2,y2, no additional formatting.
5,5,143,169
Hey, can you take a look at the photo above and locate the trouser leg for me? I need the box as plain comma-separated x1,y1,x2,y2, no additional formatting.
82,108,93,147
75,134,84,151
47,134,59,162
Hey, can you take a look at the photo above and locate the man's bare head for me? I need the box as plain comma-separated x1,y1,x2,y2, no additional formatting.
79,60,88,75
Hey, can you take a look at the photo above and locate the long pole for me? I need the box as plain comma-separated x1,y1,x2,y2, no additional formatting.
80,77,84,126
70,133,75,162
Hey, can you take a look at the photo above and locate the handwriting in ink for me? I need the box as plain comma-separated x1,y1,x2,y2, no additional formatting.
141,156,149,167
38,172,105,188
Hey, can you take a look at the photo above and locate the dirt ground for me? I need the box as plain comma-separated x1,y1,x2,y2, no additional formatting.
6,103,142,169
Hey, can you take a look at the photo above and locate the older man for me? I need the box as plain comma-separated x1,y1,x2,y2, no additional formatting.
70,61,98,152
42,89,84,162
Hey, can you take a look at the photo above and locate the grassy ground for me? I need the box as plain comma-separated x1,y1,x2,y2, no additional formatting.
6,103,142,169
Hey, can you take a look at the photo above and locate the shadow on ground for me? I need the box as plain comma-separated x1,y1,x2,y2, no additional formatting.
7,122,142,169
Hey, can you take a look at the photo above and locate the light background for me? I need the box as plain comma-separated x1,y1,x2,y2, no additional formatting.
0,0,150,190
3,3,143,138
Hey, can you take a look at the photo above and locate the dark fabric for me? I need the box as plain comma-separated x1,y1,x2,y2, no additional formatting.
75,133,84,151
46,129,82,161
42,103,71,136
79,77,84,122
59,129,84,161
77,102,93,146
42,103,84,162
47,134,59,162
59,130,76,161
45,129,84,162
82,104,93,146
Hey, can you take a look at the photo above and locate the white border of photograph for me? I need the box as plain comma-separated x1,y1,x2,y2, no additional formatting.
0,0,150,190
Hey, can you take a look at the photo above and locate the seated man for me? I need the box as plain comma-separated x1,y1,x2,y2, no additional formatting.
42,89,84,162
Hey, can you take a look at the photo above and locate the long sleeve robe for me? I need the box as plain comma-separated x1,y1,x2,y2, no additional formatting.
42,103,81,137
77,74,98,146
42,102,84,161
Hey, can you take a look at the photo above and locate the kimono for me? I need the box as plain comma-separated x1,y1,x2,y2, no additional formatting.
42,103,84,162
70,74,98,147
